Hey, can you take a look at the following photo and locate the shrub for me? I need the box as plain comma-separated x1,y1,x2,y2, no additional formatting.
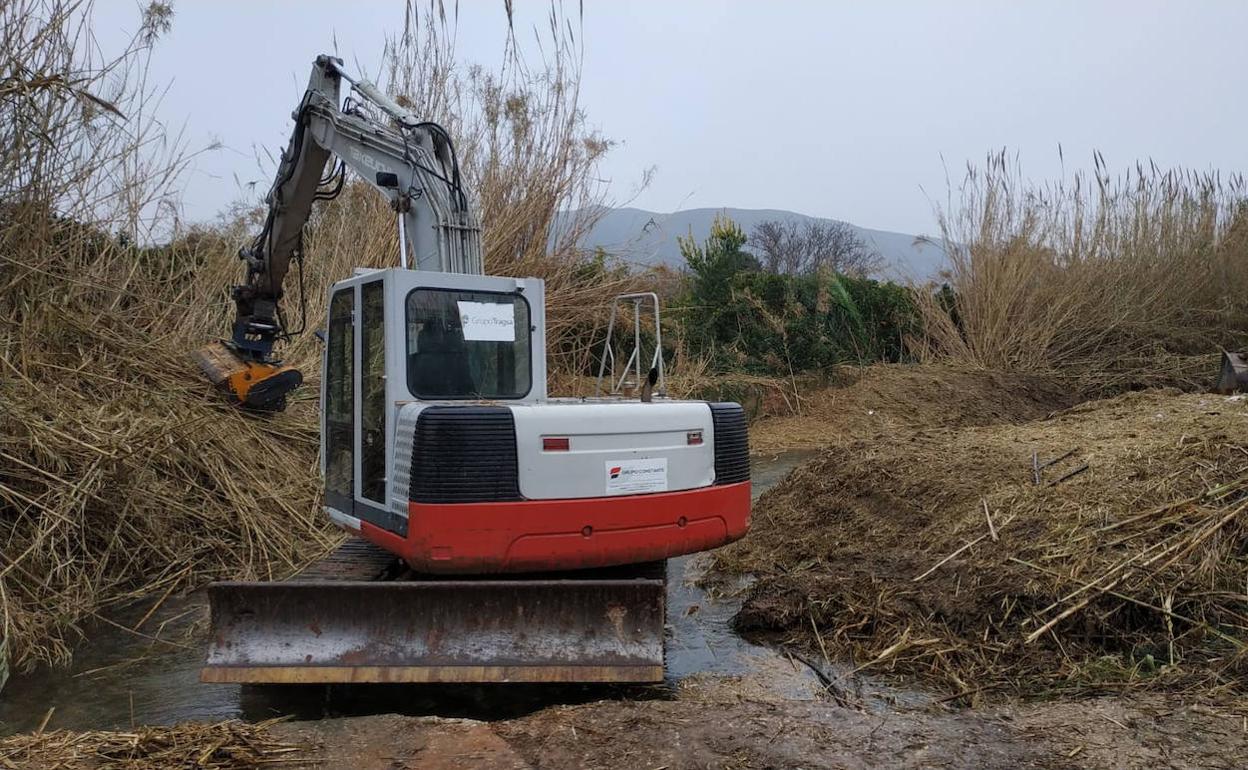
677,215,916,375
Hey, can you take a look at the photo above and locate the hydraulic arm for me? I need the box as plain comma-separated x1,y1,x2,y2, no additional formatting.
195,55,482,410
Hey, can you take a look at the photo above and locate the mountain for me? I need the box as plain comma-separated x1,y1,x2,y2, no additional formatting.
563,207,946,280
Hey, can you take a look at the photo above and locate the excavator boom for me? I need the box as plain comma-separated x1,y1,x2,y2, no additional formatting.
197,55,481,410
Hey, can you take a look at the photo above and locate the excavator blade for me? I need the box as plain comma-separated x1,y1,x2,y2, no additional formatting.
202,574,666,684
193,341,302,412
1215,351,1248,395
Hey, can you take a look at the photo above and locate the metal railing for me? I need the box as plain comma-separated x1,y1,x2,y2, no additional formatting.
595,292,665,397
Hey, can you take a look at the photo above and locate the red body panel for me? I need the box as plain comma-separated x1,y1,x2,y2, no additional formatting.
357,481,751,574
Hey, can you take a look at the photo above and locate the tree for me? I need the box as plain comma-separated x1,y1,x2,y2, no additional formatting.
749,218,882,277
680,215,759,294
678,215,759,358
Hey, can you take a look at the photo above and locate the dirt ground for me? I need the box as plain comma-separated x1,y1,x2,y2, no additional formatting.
11,682,1242,769
266,686,1248,770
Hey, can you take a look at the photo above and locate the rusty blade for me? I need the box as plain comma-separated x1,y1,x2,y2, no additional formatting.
202,577,666,684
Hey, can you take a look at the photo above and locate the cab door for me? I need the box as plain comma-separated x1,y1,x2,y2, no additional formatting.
323,287,354,514
356,279,392,526
324,278,401,534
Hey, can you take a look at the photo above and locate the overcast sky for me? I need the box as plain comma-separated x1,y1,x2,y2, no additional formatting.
98,1,1248,236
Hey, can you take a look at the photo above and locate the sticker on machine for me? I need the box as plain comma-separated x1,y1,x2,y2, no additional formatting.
605,458,668,495
457,300,515,341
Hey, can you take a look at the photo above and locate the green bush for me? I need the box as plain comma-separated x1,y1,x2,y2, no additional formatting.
677,215,918,375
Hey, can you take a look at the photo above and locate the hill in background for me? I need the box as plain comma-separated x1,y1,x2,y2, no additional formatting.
562,207,946,279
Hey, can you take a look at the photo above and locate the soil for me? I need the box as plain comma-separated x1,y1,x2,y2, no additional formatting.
264,688,1248,770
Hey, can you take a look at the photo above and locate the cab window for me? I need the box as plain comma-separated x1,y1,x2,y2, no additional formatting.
406,288,531,399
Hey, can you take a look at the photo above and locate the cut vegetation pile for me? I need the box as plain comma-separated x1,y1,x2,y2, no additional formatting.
0,217,339,667
0,719,307,769
750,364,1075,453
721,389,1248,699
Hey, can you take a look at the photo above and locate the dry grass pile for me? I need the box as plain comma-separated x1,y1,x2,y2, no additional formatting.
916,151,1248,391
0,719,307,769
720,389,1248,699
750,363,1074,453
0,220,338,667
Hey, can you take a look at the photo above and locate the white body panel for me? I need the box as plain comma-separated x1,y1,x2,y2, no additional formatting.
510,400,714,500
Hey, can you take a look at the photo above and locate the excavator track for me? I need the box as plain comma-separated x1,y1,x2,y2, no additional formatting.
202,539,667,684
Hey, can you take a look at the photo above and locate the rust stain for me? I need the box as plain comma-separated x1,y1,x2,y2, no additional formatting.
606,604,628,640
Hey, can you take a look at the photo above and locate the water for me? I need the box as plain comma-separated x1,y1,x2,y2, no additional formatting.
0,451,820,734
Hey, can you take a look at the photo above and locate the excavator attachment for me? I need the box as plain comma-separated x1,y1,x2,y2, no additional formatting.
1215,351,1248,395
202,542,666,684
194,341,302,412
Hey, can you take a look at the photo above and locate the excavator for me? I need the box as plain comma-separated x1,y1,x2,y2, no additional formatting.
193,55,751,684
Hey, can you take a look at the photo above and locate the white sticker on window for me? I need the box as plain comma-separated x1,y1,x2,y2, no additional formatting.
457,300,515,341
605,458,668,495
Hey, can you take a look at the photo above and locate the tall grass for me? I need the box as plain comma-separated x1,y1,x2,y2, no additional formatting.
916,151,1248,390
0,0,640,668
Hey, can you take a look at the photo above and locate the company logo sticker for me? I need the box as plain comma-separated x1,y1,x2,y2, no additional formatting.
604,458,667,495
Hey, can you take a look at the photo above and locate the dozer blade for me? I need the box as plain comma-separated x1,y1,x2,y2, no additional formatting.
1215,351,1248,395
193,341,302,412
202,576,666,684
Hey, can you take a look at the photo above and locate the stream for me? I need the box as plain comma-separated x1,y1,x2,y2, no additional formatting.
0,451,820,734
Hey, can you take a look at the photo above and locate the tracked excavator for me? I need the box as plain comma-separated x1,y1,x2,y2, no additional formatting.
193,55,751,684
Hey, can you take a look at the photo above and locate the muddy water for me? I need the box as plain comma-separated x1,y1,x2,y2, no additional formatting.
0,451,820,735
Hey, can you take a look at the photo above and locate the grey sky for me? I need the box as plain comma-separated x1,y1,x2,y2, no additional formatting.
101,1,1248,236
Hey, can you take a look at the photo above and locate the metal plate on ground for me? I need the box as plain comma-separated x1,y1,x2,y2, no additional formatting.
1216,351,1248,394
202,575,666,684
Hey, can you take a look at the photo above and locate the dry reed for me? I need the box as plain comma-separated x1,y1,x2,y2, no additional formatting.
915,150,1248,393
0,718,308,769
0,0,642,669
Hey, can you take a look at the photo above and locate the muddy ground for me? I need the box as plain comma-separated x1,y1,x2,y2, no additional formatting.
271,689,1248,769
5,366,1248,769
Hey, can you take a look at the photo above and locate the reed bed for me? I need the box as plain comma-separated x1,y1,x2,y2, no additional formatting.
0,0,641,669
915,151,1248,392
719,389,1248,700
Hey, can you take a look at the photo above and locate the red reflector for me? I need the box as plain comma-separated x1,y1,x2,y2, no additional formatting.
543,436,570,451
687,431,703,445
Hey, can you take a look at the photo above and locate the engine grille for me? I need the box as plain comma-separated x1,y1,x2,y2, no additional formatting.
409,406,523,503
709,402,750,485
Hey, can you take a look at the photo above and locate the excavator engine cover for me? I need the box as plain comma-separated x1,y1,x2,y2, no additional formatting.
1215,351,1248,395
202,544,666,684
194,341,302,412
